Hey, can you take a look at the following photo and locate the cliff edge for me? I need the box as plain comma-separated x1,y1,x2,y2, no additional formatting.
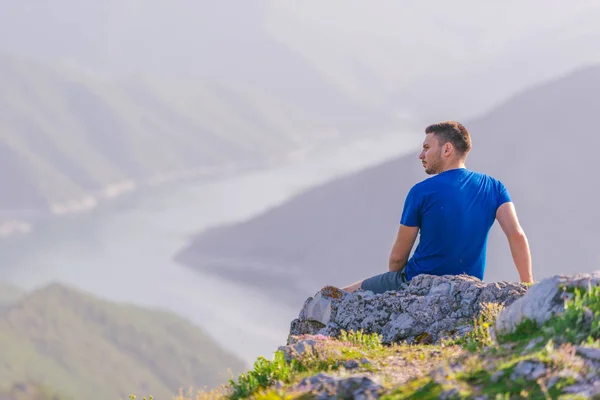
188,270,600,399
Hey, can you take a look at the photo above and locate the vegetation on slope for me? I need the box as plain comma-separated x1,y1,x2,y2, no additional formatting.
0,283,245,400
158,283,600,399
0,53,345,215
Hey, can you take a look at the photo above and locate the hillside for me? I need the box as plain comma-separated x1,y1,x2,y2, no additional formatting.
0,382,69,400
0,282,246,400
0,53,385,228
175,65,600,307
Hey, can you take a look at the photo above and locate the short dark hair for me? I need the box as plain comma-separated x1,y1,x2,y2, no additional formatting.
425,121,472,157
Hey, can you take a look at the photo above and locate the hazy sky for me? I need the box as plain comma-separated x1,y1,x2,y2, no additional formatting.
1,1,599,118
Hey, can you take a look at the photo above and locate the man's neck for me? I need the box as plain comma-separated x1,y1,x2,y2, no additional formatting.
440,160,466,173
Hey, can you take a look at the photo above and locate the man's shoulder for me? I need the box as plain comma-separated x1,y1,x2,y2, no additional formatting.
470,169,495,179
407,169,507,192
467,170,512,202
415,169,507,192
473,170,507,188
407,173,456,195
407,177,434,194
462,169,506,186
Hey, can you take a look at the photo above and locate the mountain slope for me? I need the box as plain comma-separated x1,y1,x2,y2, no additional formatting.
175,65,600,306
0,53,375,221
0,283,245,400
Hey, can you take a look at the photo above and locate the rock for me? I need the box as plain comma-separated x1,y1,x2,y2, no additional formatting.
289,318,326,337
510,360,547,381
289,274,528,345
495,271,600,336
320,285,346,299
582,306,595,329
546,376,560,389
523,337,545,352
304,289,340,324
293,339,317,354
547,367,585,390
278,338,320,362
292,372,383,399
575,346,600,361
490,370,504,383
439,388,460,399
414,331,434,344
344,359,360,370
381,313,418,343
562,381,600,398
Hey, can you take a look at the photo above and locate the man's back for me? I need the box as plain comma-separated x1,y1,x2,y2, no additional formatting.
341,121,532,294
401,168,511,280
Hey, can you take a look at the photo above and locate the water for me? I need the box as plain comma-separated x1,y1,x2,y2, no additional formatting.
0,130,422,367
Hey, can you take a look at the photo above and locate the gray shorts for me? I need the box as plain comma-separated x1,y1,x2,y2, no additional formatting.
360,267,409,294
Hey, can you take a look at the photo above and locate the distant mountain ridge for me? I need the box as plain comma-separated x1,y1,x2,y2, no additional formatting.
175,65,600,307
0,282,245,399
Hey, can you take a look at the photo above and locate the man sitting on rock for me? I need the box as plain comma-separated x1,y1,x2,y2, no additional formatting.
342,121,534,294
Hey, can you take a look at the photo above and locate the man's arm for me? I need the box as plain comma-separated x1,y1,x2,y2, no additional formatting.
496,202,534,283
389,224,419,272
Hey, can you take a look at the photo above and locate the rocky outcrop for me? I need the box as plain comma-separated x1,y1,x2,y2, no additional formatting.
289,274,528,345
208,270,600,399
223,271,600,399
291,373,384,400
495,271,600,336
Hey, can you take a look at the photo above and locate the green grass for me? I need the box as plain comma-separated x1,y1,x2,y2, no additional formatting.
381,377,446,399
229,352,302,400
226,331,390,399
497,283,600,347
339,329,384,350
447,302,504,352
454,352,577,399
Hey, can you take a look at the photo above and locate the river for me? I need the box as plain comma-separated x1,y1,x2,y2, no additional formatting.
0,130,421,367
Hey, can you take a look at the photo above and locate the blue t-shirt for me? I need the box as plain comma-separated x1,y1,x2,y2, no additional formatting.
400,168,512,281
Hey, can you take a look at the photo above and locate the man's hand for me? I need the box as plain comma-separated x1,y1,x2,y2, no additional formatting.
389,224,419,272
496,202,534,283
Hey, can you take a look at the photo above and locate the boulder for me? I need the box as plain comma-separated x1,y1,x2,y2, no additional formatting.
495,271,600,336
289,274,528,345
290,373,384,399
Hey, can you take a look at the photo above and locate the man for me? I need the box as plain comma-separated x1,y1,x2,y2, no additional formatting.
342,121,533,293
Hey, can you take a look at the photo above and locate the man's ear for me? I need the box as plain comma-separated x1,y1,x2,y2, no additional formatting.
443,142,453,156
